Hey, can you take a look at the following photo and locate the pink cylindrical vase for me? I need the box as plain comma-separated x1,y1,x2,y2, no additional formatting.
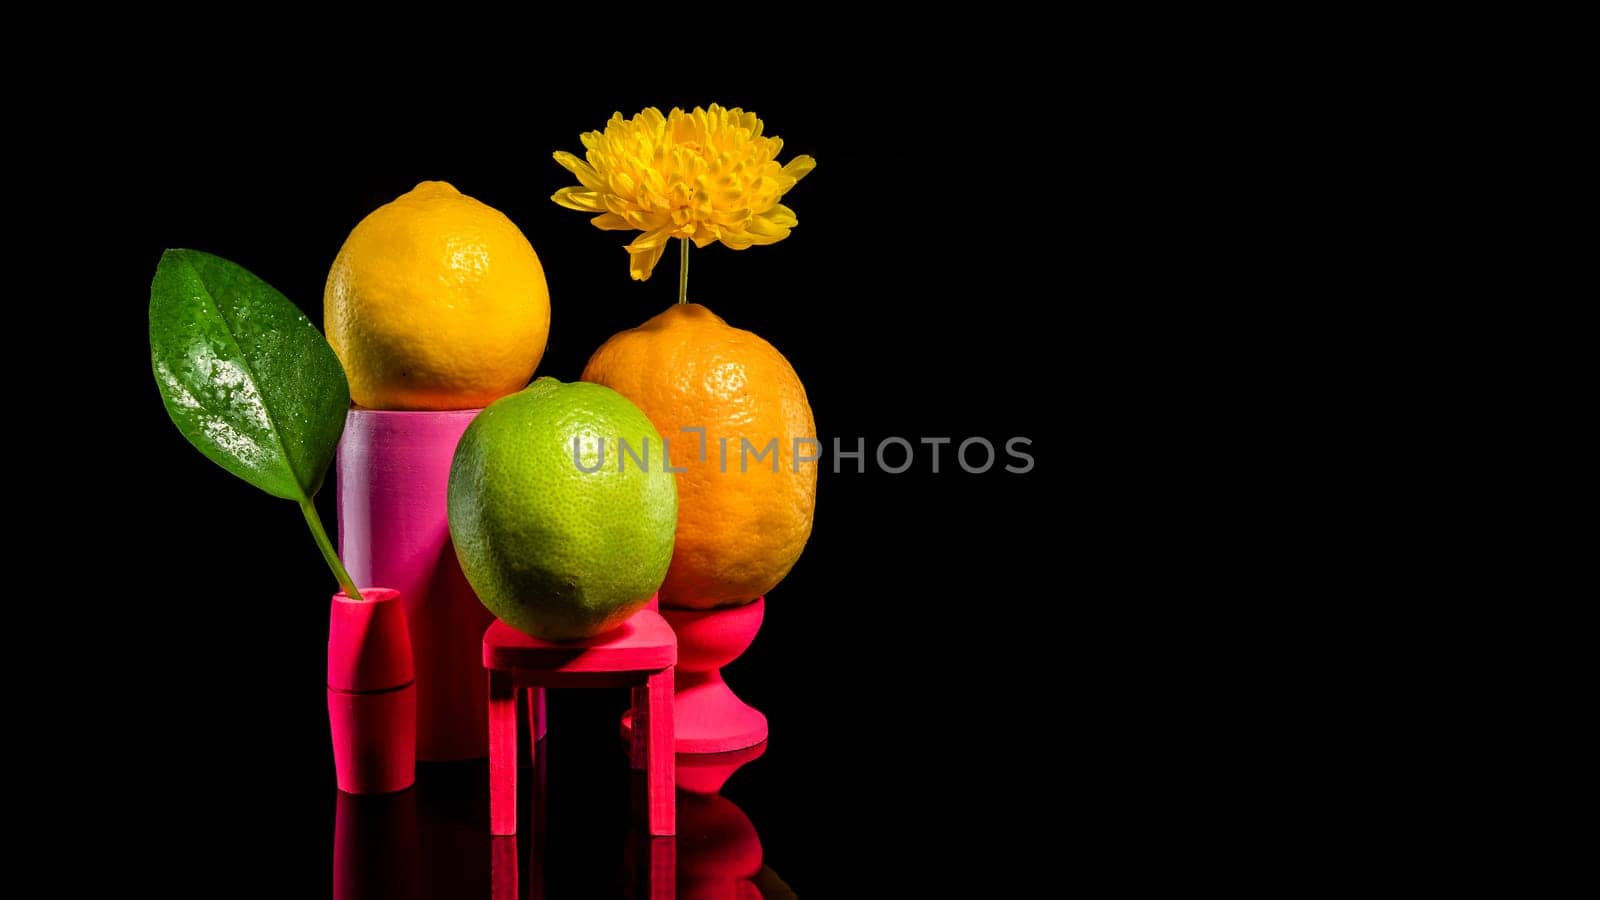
328,588,416,794
337,409,497,761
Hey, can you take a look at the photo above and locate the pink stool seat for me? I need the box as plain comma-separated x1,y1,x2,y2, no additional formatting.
484,612,676,673
484,607,676,836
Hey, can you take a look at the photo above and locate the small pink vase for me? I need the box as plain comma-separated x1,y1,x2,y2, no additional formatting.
327,588,416,795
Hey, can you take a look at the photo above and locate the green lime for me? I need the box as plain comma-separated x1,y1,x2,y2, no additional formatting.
448,377,678,640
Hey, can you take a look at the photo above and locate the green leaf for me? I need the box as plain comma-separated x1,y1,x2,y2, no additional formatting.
149,249,350,503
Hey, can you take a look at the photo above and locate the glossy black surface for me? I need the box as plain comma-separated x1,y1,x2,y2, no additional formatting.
333,731,793,899
78,77,1072,896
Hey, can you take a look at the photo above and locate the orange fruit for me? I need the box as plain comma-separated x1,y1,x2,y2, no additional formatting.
582,304,816,609
325,181,550,410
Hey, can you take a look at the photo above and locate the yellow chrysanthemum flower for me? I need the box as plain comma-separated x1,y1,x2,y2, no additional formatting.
552,104,816,283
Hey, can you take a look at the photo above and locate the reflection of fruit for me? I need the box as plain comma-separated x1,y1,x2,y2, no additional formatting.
325,181,550,411
582,304,815,609
447,377,676,640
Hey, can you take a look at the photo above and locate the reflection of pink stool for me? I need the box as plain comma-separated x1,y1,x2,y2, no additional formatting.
484,606,677,836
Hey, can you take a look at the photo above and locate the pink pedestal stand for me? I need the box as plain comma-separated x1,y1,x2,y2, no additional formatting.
338,408,544,761
327,588,416,795
676,740,767,796
679,793,762,897
678,743,766,898
484,604,677,836
626,597,768,754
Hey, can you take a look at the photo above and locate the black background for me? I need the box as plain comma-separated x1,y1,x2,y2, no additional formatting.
71,77,1086,896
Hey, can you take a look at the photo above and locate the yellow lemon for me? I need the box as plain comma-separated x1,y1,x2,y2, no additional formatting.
325,181,550,410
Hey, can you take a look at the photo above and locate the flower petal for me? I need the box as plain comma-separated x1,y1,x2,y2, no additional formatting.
626,230,671,281
553,151,607,192
719,228,757,250
590,212,631,231
551,106,812,273
552,188,605,212
744,211,793,242
764,203,798,228
782,155,816,182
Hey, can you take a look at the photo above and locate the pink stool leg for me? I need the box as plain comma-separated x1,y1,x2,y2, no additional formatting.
516,687,547,767
646,669,675,835
491,835,517,900
528,686,547,742
650,836,675,898
630,683,648,771
489,671,518,835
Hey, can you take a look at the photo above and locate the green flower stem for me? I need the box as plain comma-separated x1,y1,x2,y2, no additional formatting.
301,498,363,601
678,237,690,305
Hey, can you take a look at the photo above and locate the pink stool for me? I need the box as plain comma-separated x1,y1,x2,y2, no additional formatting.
484,606,677,836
